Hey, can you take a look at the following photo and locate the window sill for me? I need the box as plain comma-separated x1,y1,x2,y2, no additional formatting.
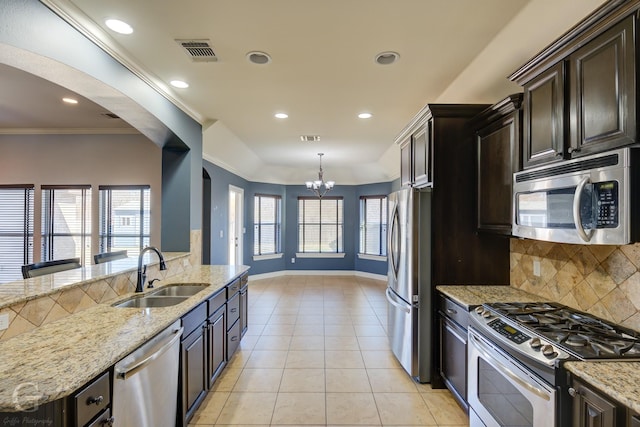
253,253,284,261
357,253,387,262
295,252,346,259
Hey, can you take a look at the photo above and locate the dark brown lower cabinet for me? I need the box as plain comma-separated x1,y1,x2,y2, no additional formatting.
571,378,621,427
437,294,468,412
239,284,248,338
179,303,208,426
207,305,226,389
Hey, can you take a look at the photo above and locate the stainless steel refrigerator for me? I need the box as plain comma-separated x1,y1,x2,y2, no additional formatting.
386,187,432,383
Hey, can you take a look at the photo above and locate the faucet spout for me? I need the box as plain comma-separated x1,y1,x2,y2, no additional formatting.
136,246,167,292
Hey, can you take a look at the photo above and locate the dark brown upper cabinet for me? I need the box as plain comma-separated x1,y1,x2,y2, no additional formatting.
472,94,523,235
399,120,433,188
511,1,639,169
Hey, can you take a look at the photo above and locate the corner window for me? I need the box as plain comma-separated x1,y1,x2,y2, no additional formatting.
254,194,282,256
99,185,150,256
41,186,92,265
298,197,343,253
0,185,34,283
359,195,388,257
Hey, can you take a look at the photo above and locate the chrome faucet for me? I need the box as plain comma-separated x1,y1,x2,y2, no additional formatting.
136,246,167,293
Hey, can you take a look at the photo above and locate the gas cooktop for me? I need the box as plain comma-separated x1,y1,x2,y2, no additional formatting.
484,302,640,360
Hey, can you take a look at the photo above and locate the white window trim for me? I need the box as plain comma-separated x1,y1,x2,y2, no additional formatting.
253,253,284,261
357,253,387,262
296,252,346,259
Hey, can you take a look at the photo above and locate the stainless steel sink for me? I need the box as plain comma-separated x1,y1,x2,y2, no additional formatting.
148,284,208,297
113,295,188,308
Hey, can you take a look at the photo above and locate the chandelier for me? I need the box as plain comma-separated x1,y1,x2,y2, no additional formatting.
305,153,335,198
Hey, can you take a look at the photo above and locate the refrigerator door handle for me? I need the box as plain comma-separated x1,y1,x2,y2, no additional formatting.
388,204,400,281
386,288,410,313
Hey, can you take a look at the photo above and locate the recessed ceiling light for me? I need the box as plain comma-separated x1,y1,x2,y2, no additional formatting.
274,113,288,119
358,112,372,119
247,51,272,65
105,19,133,35
62,97,78,104
170,80,189,89
374,51,400,65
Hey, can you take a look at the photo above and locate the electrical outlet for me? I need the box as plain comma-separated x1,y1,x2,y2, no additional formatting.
533,259,541,277
291,257,295,264
0,313,8,331
219,230,224,238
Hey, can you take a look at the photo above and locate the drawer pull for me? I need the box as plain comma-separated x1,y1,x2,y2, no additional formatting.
231,335,238,342
101,416,115,426
446,308,457,315
568,387,578,397
230,308,237,313
87,395,104,406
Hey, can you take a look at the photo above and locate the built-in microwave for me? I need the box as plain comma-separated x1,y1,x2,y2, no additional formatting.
512,146,640,245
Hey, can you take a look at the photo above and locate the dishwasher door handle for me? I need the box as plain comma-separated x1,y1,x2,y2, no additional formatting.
116,327,184,380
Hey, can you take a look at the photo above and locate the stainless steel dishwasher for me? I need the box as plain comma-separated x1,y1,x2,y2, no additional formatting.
113,320,183,427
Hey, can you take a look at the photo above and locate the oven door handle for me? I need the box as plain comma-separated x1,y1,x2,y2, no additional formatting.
469,332,551,402
573,176,595,243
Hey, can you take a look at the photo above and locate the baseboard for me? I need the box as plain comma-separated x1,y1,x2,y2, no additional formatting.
249,270,387,282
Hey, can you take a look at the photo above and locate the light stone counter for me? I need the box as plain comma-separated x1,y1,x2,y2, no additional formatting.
0,264,249,412
436,284,543,309
0,252,190,310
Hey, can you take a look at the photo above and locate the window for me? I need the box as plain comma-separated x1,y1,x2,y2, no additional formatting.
298,197,343,253
99,186,150,256
254,194,282,256
42,186,91,265
0,185,34,283
359,195,387,257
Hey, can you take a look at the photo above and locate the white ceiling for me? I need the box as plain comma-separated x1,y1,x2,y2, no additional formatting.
8,0,606,184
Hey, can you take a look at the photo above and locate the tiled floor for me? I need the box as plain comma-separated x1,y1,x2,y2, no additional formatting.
189,274,468,426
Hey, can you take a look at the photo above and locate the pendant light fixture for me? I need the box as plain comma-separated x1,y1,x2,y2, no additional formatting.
305,153,335,198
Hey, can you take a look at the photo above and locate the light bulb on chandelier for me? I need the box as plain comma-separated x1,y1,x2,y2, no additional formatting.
305,153,335,198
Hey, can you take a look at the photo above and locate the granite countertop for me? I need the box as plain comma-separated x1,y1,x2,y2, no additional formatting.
0,264,249,412
436,284,544,309
0,252,190,310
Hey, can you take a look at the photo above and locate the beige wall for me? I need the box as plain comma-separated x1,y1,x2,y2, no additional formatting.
0,133,162,260
510,239,640,332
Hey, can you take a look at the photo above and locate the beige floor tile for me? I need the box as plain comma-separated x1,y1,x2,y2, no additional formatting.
326,392,381,425
367,368,419,392
326,368,372,392
296,314,325,324
216,392,278,425
245,350,288,368
357,336,390,351
262,323,296,336
324,314,352,325
280,368,325,392
268,314,297,324
187,391,229,424
374,392,437,425
294,323,325,336
325,350,365,368
233,368,283,392
325,323,356,336
272,392,326,425
226,349,252,369
285,350,325,368
325,335,360,350
289,335,325,350
245,323,266,336
354,324,387,337
211,367,242,392
361,350,402,369
421,391,469,425
351,315,382,325
237,334,258,351
254,335,292,350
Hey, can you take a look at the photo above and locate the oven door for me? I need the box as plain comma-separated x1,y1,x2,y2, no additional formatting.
468,327,556,427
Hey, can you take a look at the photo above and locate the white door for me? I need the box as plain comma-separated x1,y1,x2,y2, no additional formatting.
228,185,243,265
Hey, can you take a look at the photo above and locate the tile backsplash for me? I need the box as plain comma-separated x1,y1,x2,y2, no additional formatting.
510,239,640,332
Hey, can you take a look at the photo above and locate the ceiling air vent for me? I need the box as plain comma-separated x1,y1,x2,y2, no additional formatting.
176,39,218,62
300,135,321,142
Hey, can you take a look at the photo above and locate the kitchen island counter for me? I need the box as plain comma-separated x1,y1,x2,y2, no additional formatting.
0,264,249,412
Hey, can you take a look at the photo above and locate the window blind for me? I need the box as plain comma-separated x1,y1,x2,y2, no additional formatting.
99,185,150,256
0,185,34,283
254,194,282,255
359,195,388,256
298,196,343,253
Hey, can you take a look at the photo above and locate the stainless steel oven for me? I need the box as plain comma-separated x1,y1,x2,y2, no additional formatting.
468,326,556,427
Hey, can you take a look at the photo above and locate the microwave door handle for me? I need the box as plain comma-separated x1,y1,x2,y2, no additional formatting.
573,176,595,243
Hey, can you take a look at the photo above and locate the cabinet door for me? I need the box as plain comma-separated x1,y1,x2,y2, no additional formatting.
477,110,520,234
239,286,248,337
400,138,412,187
412,122,432,187
571,379,618,427
439,314,468,410
207,308,226,389
569,16,635,157
523,62,565,168
180,325,207,426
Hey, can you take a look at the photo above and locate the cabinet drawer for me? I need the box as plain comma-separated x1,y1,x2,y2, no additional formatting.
227,292,240,327
182,302,207,337
75,371,110,427
227,278,241,297
227,318,241,360
240,273,248,287
86,408,112,427
438,295,468,328
207,288,226,317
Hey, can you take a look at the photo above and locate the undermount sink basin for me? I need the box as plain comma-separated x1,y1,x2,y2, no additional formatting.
148,284,208,297
113,295,188,308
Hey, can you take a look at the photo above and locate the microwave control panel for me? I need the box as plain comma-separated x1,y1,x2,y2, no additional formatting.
594,181,618,228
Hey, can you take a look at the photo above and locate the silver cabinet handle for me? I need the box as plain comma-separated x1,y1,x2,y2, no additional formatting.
446,308,457,315
573,176,594,243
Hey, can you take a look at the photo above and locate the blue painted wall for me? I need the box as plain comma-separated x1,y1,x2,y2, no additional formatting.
203,160,394,275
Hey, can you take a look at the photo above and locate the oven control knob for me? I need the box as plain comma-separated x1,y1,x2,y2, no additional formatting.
475,306,484,315
542,344,557,358
482,311,492,319
530,338,542,349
